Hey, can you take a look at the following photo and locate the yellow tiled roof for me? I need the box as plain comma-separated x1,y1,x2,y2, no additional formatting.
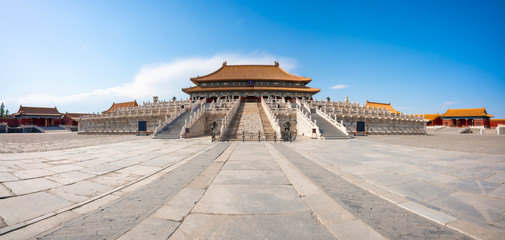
440,107,493,118
421,114,440,121
64,113,88,120
365,101,401,114
103,100,138,113
191,62,311,83
14,106,62,116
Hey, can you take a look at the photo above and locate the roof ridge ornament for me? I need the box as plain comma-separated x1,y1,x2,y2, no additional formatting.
274,61,279,67
222,61,227,67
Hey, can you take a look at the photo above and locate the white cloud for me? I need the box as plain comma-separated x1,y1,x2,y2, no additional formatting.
444,101,456,105
78,40,90,49
331,84,348,89
0,52,297,113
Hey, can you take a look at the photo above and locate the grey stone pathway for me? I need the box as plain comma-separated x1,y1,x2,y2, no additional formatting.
285,139,505,239
273,143,470,239
1,137,504,239
35,143,230,239
168,143,336,239
0,138,213,239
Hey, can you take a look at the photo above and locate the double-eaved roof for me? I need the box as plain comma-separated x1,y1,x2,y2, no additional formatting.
440,107,493,118
184,62,320,96
190,61,312,83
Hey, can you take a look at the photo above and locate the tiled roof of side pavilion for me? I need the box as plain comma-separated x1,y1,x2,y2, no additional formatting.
365,101,401,114
103,100,138,113
190,62,312,83
64,112,89,120
440,107,494,118
13,106,62,116
421,114,440,121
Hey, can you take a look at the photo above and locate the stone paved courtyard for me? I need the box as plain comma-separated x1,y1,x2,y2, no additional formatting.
0,134,504,239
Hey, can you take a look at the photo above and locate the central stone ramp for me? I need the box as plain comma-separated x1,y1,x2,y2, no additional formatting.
169,143,336,239
228,102,264,140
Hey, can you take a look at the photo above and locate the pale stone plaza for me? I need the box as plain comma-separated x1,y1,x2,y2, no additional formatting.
0,132,504,239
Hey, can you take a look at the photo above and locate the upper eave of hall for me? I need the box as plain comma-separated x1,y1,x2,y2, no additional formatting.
190,61,312,84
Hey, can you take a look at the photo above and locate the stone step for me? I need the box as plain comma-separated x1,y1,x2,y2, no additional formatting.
310,113,349,139
257,103,274,134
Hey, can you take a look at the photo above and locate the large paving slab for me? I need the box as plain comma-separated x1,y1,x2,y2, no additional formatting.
3,177,61,195
0,192,72,226
221,160,280,170
212,169,289,185
169,213,335,239
49,180,114,203
192,185,309,214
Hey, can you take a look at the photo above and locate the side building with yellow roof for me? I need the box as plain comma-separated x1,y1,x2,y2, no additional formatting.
439,107,494,128
102,100,139,114
421,113,443,126
364,101,401,114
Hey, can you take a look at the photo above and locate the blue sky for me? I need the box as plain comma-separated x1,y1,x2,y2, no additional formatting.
1,0,504,118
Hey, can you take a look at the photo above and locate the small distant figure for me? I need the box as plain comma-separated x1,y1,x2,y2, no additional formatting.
284,121,292,142
210,121,217,142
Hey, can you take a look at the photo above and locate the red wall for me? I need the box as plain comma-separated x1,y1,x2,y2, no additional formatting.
444,118,491,128
427,117,443,126
0,118,18,127
62,116,78,126
433,117,443,126
491,120,505,128
443,119,453,127
17,118,62,127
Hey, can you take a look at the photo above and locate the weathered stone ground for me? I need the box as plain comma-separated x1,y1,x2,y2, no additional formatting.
0,133,504,239
364,134,505,155
0,132,138,153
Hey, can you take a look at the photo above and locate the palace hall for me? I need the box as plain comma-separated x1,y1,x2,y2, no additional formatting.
439,107,494,128
182,61,320,102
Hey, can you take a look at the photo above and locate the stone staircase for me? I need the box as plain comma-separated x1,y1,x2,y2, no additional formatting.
311,113,350,139
257,102,276,139
153,112,190,139
227,102,266,141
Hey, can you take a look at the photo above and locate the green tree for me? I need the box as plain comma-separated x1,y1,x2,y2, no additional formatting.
0,102,4,117
5,110,9,117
